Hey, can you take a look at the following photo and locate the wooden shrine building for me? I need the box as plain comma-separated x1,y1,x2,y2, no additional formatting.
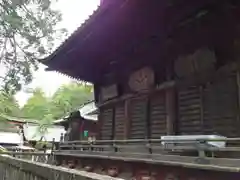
43,0,240,140
41,0,240,179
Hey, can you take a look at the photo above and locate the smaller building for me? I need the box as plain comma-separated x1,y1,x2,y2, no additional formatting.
53,101,99,141
0,131,23,150
0,114,65,149
79,101,98,121
0,113,38,134
0,114,39,149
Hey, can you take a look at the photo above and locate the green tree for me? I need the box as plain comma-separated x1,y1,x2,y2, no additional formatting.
19,82,93,121
0,91,21,117
22,88,50,120
50,82,93,119
34,113,54,141
0,91,22,132
0,0,67,93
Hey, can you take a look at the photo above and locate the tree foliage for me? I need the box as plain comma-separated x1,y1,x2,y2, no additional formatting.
22,88,50,120
0,0,67,93
0,91,21,117
50,82,93,119
0,91,22,132
22,82,93,121
0,82,93,135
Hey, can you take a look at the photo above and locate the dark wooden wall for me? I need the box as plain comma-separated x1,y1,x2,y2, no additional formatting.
176,72,240,137
96,3,240,140
67,118,99,141
97,67,240,141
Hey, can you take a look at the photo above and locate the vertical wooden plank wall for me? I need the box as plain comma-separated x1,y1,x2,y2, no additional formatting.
202,74,239,137
100,108,113,140
176,72,240,137
97,70,240,141
98,75,240,141
114,102,125,139
177,86,202,135
129,97,148,139
149,93,167,138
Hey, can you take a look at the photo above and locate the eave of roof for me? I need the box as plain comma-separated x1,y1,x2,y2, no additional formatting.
41,0,220,83
40,0,141,82
53,100,98,124
40,1,108,66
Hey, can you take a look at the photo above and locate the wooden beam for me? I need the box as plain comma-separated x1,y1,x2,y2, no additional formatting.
55,150,240,173
166,88,176,135
165,62,177,135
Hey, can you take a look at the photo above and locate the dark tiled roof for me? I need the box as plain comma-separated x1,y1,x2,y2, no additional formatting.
40,2,104,65
40,1,128,82
0,114,39,124
41,0,220,82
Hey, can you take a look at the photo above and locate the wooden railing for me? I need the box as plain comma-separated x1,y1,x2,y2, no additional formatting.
0,151,54,164
0,154,124,180
55,138,240,172
58,138,240,154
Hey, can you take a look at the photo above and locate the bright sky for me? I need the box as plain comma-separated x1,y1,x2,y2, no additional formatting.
15,0,100,106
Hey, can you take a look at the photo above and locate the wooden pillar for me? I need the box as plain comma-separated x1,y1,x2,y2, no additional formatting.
111,107,116,140
199,86,204,134
236,71,240,112
236,71,240,136
166,61,177,135
124,100,130,139
165,87,176,135
97,108,103,140
145,97,151,139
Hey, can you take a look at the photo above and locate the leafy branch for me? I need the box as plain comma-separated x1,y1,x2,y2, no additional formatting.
0,0,67,93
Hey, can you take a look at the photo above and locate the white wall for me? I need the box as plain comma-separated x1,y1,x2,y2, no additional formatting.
23,124,66,142
0,132,22,145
